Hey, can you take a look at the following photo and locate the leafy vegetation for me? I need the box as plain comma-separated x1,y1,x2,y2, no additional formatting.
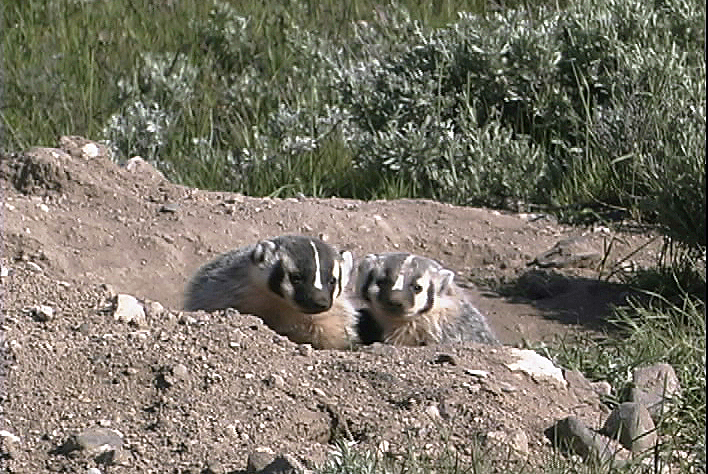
2,0,705,472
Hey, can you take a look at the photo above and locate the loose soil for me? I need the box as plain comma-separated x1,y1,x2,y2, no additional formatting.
0,137,663,473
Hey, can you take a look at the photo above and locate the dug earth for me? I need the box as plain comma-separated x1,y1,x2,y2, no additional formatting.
0,137,671,473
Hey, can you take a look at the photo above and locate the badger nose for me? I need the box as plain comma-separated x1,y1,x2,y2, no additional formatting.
388,290,408,306
303,292,331,313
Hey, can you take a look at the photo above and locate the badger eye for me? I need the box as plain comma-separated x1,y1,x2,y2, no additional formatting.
290,273,303,284
329,276,337,285
411,282,423,294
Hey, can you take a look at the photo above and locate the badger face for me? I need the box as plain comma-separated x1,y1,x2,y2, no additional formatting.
357,253,454,320
252,236,352,314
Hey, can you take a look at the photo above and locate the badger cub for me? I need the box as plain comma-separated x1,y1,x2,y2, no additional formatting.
184,235,359,350
354,253,498,346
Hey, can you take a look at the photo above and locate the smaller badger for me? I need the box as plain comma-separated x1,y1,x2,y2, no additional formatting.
184,235,359,350
354,252,498,346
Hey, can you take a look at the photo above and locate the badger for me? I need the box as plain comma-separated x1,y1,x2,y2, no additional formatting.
184,235,359,350
354,252,498,346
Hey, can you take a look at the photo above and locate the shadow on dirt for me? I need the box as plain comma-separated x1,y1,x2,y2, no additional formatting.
494,269,641,334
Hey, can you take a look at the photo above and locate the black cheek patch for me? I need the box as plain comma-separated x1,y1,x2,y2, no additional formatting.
268,261,286,298
420,282,435,314
360,271,375,302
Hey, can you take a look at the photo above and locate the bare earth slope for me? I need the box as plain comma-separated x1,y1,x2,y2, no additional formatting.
0,138,661,472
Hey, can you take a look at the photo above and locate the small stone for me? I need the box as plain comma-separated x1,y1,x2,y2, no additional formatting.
486,429,529,454
26,261,43,273
424,404,441,420
313,387,327,398
143,300,165,319
297,344,314,357
591,381,612,397
159,203,179,213
61,427,124,464
0,265,10,278
32,305,55,322
464,369,489,378
205,458,225,474
172,363,189,380
0,430,21,458
81,142,100,158
434,353,457,365
601,402,657,454
113,294,147,328
87,468,102,474
178,312,198,325
266,374,285,388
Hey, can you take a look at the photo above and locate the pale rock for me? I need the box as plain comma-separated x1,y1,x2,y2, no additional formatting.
113,294,147,328
506,348,566,387
630,363,681,420
601,402,657,454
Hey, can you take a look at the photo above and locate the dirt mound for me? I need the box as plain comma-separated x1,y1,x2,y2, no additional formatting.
0,138,662,472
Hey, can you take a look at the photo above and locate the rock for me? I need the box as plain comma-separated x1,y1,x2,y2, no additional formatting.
159,203,179,213
591,381,612,397
530,237,602,269
630,363,681,420
601,402,657,454
204,458,226,474
265,374,285,389
260,454,311,474
32,304,54,322
172,363,189,380
564,369,607,409
58,427,125,464
546,416,630,466
86,468,102,474
486,429,529,454
247,449,276,473
143,300,165,319
113,294,147,328
506,348,566,387
59,136,110,160
434,353,458,365
123,156,166,182
464,369,489,378
0,430,21,458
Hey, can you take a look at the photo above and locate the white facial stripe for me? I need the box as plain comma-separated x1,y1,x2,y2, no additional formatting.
392,254,415,290
310,241,323,290
412,274,432,312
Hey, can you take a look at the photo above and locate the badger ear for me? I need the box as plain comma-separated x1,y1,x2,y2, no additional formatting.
251,239,278,266
438,269,456,294
339,250,354,289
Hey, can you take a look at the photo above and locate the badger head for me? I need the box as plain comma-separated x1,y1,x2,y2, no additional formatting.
251,235,353,314
356,252,455,320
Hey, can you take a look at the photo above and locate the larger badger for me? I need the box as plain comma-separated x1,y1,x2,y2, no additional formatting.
184,235,359,349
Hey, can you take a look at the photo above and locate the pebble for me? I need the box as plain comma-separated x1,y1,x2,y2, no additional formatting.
32,305,54,322
172,363,189,380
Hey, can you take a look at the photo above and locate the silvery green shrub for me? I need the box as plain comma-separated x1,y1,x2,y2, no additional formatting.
102,52,197,161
